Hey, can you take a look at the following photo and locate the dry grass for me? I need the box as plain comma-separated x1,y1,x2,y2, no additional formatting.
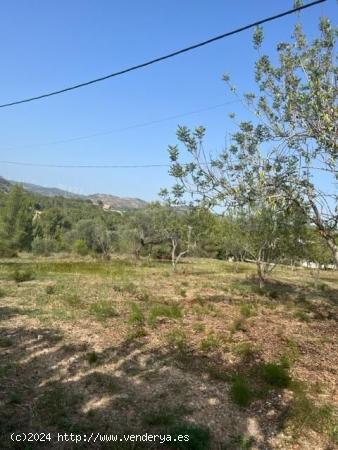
0,255,337,449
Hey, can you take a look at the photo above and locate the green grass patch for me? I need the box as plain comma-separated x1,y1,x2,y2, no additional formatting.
230,377,252,407
200,332,222,352
288,383,338,443
166,328,188,351
240,303,257,318
89,301,118,321
128,303,145,326
148,303,183,326
260,362,290,388
233,342,256,358
64,293,81,307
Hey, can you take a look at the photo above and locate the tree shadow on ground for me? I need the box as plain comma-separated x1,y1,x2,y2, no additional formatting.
0,306,298,450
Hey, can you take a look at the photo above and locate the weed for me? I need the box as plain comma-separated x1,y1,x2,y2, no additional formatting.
230,377,252,407
136,289,151,302
230,318,247,333
8,391,22,405
293,310,310,322
12,269,35,283
192,322,205,333
166,329,188,351
148,303,182,326
128,303,145,326
143,405,187,427
89,301,118,320
240,304,257,318
0,288,6,298
200,332,222,351
288,384,338,443
233,342,256,358
45,285,56,295
179,288,187,298
114,281,138,295
127,326,147,341
0,336,13,347
225,434,254,449
64,293,81,307
260,362,290,388
207,366,230,382
280,339,300,368
36,384,79,427
86,351,99,364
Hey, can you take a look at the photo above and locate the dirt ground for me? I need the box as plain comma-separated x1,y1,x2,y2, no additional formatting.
0,255,337,449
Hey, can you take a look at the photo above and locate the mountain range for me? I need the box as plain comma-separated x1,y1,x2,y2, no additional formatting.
0,176,148,209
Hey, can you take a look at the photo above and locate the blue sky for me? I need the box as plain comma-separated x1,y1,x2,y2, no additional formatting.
0,0,336,200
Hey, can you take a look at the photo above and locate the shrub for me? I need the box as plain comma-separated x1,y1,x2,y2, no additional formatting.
261,362,290,388
12,269,35,283
86,351,98,364
230,377,252,407
230,318,247,333
73,239,89,256
31,237,58,256
45,285,56,295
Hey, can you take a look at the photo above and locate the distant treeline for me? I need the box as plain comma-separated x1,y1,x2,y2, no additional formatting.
0,185,335,279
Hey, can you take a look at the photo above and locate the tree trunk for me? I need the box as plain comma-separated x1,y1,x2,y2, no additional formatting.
171,239,177,271
256,260,266,288
324,235,338,268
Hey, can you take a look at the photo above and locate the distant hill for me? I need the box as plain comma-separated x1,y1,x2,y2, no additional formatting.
0,176,148,209
0,176,11,193
89,193,147,209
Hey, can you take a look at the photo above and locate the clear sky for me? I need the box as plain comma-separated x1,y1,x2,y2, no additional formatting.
0,0,336,200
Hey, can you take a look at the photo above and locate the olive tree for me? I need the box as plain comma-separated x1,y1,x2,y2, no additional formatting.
162,16,337,269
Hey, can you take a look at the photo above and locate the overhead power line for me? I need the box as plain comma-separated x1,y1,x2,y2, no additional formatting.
0,0,325,109
5,100,239,150
0,160,171,169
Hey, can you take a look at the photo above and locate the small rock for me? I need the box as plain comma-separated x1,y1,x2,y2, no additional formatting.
267,409,276,419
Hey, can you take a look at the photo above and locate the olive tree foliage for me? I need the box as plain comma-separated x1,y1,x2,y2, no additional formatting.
124,204,194,270
161,16,338,266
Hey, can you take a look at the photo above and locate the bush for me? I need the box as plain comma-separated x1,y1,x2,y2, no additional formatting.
261,362,290,388
31,237,58,256
0,242,17,257
230,377,252,407
73,239,89,256
45,285,56,295
12,269,35,283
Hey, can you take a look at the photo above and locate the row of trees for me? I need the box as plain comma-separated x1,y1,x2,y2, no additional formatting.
0,184,334,284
